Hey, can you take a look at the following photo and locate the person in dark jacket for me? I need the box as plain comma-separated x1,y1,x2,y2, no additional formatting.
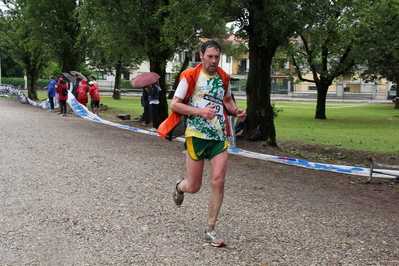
72,74,82,99
141,87,150,126
145,83,160,131
44,75,57,112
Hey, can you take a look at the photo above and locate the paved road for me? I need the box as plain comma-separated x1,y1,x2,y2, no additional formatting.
1,97,398,265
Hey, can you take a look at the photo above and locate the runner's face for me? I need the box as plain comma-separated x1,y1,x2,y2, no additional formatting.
200,47,220,76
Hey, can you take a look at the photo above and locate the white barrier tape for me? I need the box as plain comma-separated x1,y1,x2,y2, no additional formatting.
26,91,399,180
227,147,399,179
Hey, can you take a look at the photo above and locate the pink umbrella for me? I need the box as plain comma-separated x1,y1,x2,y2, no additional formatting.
130,72,160,87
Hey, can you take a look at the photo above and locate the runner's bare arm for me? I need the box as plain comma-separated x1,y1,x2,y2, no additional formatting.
224,95,247,122
171,96,216,120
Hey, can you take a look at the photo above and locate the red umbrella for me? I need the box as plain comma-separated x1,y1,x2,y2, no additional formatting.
130,72,160,87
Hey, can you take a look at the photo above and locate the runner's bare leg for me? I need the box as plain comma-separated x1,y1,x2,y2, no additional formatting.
207,149,228,228
179,153,205,194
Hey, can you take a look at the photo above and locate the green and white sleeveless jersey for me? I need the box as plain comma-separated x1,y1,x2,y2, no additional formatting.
185,70,227,141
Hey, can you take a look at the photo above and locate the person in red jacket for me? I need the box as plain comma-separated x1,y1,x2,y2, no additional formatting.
56,77,68,116
77,79,89,106
88,81,101,115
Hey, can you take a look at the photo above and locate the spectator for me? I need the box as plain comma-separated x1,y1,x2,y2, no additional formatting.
56,78,68,116
89,74,98,86
44,75,57,112
89,81,101,115
77,79,89,106
141,87,150,126
72,74,82,99
146,83,160,132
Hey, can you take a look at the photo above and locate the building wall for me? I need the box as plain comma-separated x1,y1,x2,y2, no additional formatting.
101,52,234,83
97,49,392,100
293,73,390,99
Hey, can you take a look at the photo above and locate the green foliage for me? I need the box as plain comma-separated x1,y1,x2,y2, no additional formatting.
1,78,25,87
280,0,379,119
286,0,364,83
3,78,49,89
41,61,62,80
79,0,146,76
1,2,49,99
20,0,85,71
358,0,399,84
230,79,247,92
0,48,24,78
121,80,140,90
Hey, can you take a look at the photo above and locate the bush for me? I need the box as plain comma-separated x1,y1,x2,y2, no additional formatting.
121,79,136,89
1,78,49,89
1,78,25,88
230,79,246,91
38,79,49,89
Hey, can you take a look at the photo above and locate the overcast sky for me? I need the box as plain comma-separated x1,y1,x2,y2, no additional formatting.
0,0,8,11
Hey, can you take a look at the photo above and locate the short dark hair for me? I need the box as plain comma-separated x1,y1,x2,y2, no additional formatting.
201,40,221,54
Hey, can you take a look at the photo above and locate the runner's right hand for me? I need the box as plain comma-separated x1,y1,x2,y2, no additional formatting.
201,105,217,120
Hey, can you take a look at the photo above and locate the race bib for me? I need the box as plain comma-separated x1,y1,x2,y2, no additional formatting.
197,94,224,116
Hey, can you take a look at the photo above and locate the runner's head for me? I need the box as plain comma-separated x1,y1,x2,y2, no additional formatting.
200,40,221,76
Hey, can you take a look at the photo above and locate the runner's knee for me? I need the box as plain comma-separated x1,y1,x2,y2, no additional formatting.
211,175,225,189
185,182,201,194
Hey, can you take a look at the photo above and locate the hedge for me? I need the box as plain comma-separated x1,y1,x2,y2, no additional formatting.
2,78,49,89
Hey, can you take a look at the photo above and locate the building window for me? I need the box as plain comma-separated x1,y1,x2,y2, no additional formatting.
308,86,317,91
226,56,231,63
99,73,107,80
123,71,130,80
165,73,171,82
194,52,201,62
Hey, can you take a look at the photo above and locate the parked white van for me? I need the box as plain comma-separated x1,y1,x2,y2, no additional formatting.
387,84,397,102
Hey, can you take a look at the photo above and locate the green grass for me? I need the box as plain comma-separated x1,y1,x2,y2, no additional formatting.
100,95,144,116
32,91,399,154
273,102,399,154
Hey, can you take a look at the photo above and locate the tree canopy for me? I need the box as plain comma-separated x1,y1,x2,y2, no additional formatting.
285,0,367,119
359,0,399,84
1,0,85,99
285,0,399,118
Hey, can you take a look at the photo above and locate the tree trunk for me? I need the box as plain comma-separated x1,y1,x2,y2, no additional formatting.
26,68,39,101
113,60,122,100
315,83,329,119
168,56,190,99
395,99,399,109
246,37,277,146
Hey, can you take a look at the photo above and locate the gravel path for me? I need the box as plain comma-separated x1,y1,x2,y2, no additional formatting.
1,97,398,265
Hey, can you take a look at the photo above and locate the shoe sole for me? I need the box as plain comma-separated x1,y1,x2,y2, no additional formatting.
210,242,226,247
173,191,184,205
173,181,184,205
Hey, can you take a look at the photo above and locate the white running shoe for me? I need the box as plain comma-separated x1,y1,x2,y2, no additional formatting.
205,230,226,247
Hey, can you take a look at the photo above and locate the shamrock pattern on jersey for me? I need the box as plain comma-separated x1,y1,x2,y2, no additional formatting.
185,71,227,141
